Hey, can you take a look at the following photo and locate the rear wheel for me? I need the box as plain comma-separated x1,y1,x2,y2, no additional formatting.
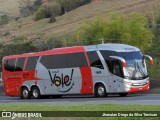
95,84,107,97
119,93,128,97
20,87,31,99
31,87,41,99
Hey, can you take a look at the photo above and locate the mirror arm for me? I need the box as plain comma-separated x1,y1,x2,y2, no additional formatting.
109,56,127,67
144,55,153,65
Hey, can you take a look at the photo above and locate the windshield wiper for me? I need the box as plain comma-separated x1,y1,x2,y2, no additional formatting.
137,62,145,78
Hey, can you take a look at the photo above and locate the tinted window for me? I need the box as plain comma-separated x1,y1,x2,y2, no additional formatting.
100,50,124,77
25,56,39,70
4,59,16,72
112,60,123,77
68,52,88,68
15,58,25,71
87,51,104,69
100,50,116,72
40,52,88,69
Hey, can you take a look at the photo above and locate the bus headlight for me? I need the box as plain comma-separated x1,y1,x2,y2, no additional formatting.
146,79,149,83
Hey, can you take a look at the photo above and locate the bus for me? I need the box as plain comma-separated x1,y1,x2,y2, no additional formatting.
2,44,153,99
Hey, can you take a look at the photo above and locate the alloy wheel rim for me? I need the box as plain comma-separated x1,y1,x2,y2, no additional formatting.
33,89,38,98
98,86,105,96
23,89,28,98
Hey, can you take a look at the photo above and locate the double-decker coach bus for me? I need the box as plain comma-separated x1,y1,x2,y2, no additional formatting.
2,44,153,99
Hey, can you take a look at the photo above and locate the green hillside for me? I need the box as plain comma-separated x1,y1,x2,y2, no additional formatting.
0,0,160,44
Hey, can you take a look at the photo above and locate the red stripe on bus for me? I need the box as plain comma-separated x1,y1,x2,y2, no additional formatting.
80,67,93,94
3,46,85,59
128,83,149,93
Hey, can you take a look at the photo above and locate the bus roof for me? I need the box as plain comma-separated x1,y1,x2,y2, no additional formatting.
3,46,85,59
3,44,140,59
85,43,140,52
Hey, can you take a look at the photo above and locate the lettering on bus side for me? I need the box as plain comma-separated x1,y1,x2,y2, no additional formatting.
48,69,74,92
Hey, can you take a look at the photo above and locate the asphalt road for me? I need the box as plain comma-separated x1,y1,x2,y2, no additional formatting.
0,94,159,105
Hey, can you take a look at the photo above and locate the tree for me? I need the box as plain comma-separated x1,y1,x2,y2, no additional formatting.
77,13,152,52
150,15,160,56
19,0,34,17
56,0,91,13
45,1,62,18
35,7,46,20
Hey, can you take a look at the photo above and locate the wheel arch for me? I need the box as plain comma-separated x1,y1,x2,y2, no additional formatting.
94,81,108,93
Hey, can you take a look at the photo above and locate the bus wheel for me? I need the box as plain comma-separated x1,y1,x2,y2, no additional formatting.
119,93,128,97
31,87,41,99
21,87,31,99
95,84,107,97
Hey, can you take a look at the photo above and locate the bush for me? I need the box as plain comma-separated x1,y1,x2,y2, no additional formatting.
13,36,27,43
0,15,10,25
19,0,34,17
2,41,38,56
150,15,160,57
49,17,56,23
77,13,152,52
35,7,46,20
56,0,91,13
45,1,62,18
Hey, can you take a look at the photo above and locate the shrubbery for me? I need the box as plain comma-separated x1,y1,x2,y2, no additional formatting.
20,0,91,20
19,0,35,17
35,7,46,20
77,13,152,52
45,1,62,18
0,15,10,26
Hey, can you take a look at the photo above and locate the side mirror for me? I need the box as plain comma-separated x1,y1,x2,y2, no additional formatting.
109,56,126,67
144,55,153,65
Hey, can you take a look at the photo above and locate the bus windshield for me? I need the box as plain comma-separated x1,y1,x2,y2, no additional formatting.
118,51,148,80
100,50,148,80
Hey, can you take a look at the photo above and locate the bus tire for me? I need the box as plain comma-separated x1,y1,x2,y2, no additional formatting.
20,87,31,99
95,84,107,97
31,87,41,99
119,93,128,97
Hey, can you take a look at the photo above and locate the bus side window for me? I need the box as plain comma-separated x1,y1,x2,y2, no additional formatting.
87,51,104,69
15,58,25,71
4,59,16,72
67,52,88,68
25,56,39,70
112,60,123,77
40,52,88,69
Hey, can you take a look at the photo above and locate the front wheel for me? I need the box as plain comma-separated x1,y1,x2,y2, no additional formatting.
31,87,41,99
95,84,107,97
119,93,128,97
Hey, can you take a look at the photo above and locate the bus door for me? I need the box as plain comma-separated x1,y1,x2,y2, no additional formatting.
109,60,124,92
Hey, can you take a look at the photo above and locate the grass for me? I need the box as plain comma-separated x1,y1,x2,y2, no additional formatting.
0,104,160,111
0,104,160,120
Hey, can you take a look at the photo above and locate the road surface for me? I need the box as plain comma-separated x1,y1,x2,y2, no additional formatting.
0,94,159,105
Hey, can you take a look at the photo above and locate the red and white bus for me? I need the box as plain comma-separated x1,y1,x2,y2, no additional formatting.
2,44,153,99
